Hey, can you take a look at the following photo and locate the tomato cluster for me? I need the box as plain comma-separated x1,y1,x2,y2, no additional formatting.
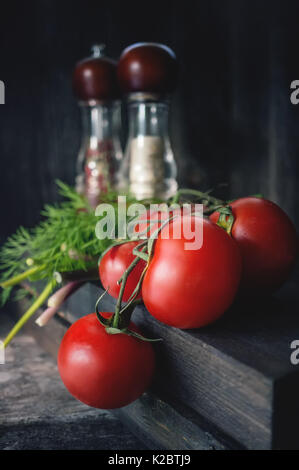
58,195,297,410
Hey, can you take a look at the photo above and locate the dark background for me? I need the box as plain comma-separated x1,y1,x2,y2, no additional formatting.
0,0,299,242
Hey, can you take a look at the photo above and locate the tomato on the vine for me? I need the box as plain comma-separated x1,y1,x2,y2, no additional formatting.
99,241,146,301
142,216,242,329
58,313,155,409
210,197,298,294
133,208,181,238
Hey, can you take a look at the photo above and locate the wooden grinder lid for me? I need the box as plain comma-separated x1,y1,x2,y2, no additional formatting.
117,42,178,95
73,44,120,103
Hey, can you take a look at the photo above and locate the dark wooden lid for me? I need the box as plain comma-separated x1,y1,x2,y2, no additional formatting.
117,42,178,94
73,45,120,102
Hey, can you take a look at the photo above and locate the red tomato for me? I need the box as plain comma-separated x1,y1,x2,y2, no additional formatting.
142,216,242,329
99,241,146,301
210,197,298,294
58,313,155,409
133,208,180,238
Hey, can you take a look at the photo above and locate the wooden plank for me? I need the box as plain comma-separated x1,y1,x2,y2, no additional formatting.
63,282,299,449
132,304,273,450
113,393,238,450
0,313,145,450
14,277,299,450
14,304,237,450
14,290,240,450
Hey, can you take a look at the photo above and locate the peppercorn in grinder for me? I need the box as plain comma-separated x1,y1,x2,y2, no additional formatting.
117,43,178,200
73,45,123,207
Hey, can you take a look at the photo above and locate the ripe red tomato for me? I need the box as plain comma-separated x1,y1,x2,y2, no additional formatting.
99,241,146,301
142,216,242,329
210,197,298,294
133,208,180,238
58,313,155,409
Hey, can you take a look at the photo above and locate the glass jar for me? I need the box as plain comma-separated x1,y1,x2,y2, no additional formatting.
76,101,122,207
73,44,122,207
117,93,177,200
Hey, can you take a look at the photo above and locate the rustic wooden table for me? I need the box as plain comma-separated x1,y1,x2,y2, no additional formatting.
0,313,145,450
2,267,299,450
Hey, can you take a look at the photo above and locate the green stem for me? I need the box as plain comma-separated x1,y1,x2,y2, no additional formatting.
171,188,223,207
2,279,56,348
0,264,46,289
112,254,143,329
95,289,113,328
119,268,147,317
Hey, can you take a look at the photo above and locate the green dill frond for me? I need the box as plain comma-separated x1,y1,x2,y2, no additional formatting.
0,181,128,305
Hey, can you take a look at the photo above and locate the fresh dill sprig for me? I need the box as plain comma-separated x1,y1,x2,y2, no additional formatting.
0,181,125,306
0,181,171,349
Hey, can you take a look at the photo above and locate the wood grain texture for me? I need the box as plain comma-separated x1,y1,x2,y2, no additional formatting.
67,278,299,449
13,307,240,450
13,272,299,450
132,294,299,449
0,0,299,246
0,313,145,450
113,393,233,450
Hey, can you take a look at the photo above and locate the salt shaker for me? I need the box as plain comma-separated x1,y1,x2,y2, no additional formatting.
117,42,178,200
73,44,123,207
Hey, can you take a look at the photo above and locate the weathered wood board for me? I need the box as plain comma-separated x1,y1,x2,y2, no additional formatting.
12,300,238,450
0,313,145,450
12,274,299,450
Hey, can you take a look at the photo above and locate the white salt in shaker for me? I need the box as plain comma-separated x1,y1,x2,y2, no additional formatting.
117,43,178,200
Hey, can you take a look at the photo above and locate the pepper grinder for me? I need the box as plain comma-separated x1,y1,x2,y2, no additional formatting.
73,44,123,207
117,42,178,200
